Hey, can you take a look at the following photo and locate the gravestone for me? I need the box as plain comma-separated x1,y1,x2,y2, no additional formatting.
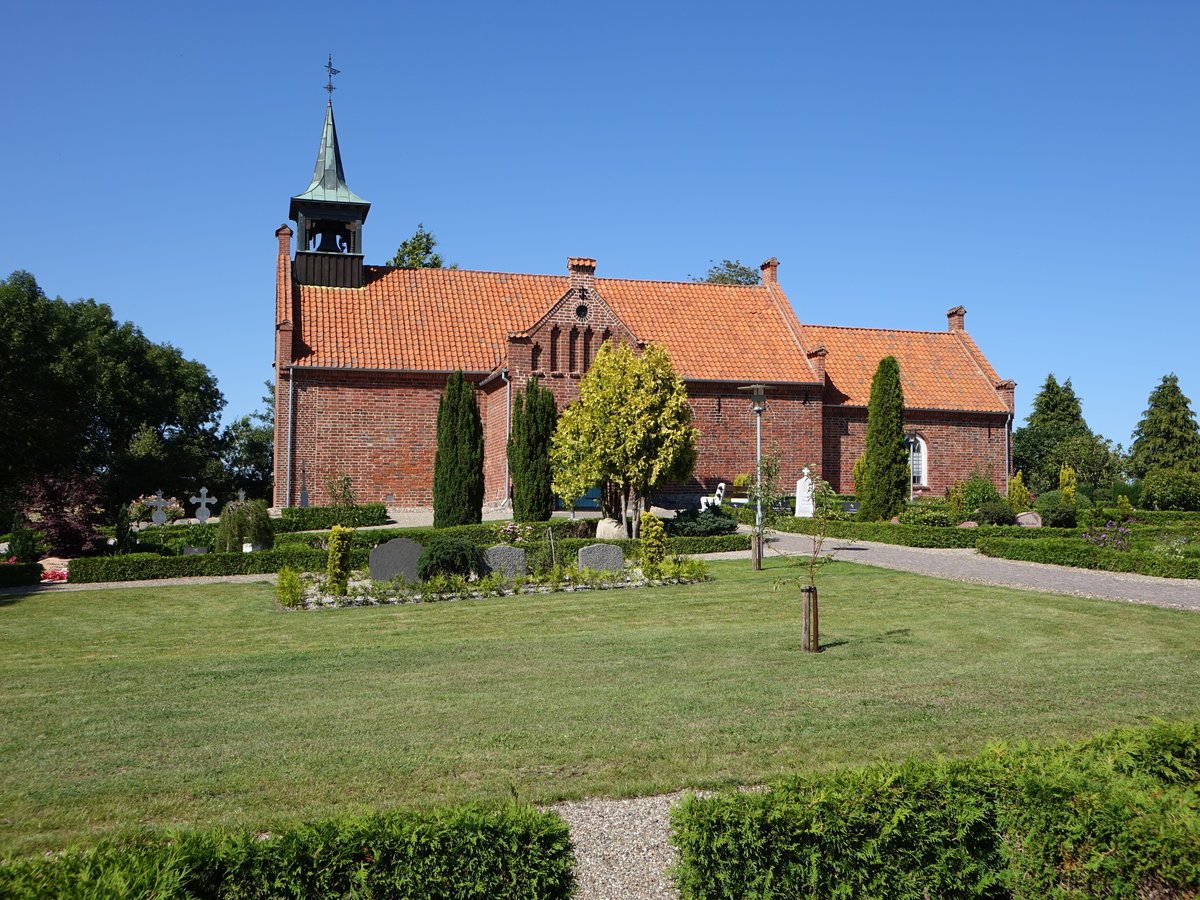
369,538,424,582
841,502,860,515
182,546,208,555
190,487,217,523
147,490,172,526
482,544,527,578
794,467,815,518
578,543,624,573
1016,510,1043,528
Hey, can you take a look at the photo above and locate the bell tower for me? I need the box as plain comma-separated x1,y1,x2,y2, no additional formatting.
289,58,370,288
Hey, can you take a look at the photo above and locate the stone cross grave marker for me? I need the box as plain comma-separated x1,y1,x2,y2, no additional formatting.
237,489,246,502
190,487,217,523
369,538,425,583
147,490,172,526
795,467,816,518
578,543,624,573
482,544,527,578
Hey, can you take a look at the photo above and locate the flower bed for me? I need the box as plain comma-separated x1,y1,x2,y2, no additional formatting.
279,558,711,610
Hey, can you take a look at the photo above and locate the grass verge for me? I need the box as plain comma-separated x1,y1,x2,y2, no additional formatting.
2,558,1199,858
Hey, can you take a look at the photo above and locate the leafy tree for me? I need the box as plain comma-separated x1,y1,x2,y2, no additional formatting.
551,341,697,537
857,356,908,521
1056,432,1124,496
19,474,106,557
1128,374,1200,479
1012,374,1092,495
508,377,558,522
0,271,225,516
690,259,760,285
387,224,456,269
433,370,484,528
221,383,275,501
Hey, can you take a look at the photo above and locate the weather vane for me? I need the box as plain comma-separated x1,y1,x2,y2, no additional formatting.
324,54,340,96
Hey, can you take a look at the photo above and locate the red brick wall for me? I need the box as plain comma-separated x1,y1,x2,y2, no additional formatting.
821,407,1012,496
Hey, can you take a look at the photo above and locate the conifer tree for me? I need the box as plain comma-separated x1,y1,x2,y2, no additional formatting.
508,377,558,522
858,356,908,521
1128,374,1200,479
432,370,484,528
1012,374,1092,494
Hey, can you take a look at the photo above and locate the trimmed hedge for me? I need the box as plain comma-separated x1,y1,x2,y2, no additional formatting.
275,519,595,551
68,549,370,584
976,537,1200,579
0,804,573,900
276,503,390,532
671,720,1200,900
1098,508,1200,526
0,563,43,588
771,517,1081,548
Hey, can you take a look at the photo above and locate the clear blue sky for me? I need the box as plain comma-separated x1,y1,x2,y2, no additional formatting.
6,1,1198,450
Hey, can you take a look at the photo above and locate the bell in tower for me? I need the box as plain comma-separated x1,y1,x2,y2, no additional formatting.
289,59,371,288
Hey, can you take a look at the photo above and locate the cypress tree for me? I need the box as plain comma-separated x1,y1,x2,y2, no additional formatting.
508,377,558,522
1128,373,1200,478
858,356,908,522
432,370,484,528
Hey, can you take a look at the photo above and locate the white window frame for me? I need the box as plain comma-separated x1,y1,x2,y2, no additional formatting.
909,434,927,486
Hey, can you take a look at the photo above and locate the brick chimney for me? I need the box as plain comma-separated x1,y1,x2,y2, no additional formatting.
946,305,966,332
995,379,1016,414
568,257,596,293
806,345,827,383
760,257,779,285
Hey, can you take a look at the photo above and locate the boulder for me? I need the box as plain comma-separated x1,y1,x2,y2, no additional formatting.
596,517,627,540
1016,510,1043,528
957,521,979,528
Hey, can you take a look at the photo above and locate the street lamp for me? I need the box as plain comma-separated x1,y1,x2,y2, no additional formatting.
739,384,768,569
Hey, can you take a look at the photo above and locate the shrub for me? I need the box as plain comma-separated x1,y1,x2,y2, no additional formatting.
975,499,1017,526
277,566,304,609
0,562,43,587
112,504,136,555
0,805,575,900
852,454,868,493
325,525,354,595
1038,503,1078,528
665,506,738,537
897,503,955,527
640,512,667,577
418,535,484,581
325,470,357,508
213,500,275,552
1059,462,1078,505
19,474,106,556
276,504,389,532
977,537,1200,578
433,369,484,528
1140,468,1200,511
7,516,40,563
68,548,368,583
1008,470,1033,512
128,493,185,524
508,377,558,522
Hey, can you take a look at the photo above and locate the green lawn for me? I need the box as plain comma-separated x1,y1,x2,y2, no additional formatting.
2,558,1199,858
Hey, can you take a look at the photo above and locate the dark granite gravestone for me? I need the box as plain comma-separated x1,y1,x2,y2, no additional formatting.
841,502,861,515
578,543,624,573
482,544,526,578
480,547,528,580
369,538,425,582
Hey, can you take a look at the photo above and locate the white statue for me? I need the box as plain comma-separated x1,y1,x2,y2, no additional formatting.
795,467,815,518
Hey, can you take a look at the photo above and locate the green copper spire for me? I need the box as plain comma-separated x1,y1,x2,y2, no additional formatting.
291,100,369,208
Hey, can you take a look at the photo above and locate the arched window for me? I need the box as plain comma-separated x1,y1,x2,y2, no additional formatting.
907,434,927,486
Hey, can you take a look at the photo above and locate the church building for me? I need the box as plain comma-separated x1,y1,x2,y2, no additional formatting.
273,100,1015,510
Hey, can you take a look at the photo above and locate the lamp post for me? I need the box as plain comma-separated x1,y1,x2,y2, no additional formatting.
739,384,768,570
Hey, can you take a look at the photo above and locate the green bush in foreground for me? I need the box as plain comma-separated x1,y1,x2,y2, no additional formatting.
672,720,1200,900
417,534,485,580
325,525,353,595
213,500,274,552
0,805,574,900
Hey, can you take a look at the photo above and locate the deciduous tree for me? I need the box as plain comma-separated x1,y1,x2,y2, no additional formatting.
690,259,760,285
433,370,484,528
550,342,697,537
1128,374,1200,479
0,271,225,517
508,377,558,522
858,356,908,521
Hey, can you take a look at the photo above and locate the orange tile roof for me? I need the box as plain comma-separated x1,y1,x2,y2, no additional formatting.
288,265,1007,412
291,267,819,383
802,324,1009,412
